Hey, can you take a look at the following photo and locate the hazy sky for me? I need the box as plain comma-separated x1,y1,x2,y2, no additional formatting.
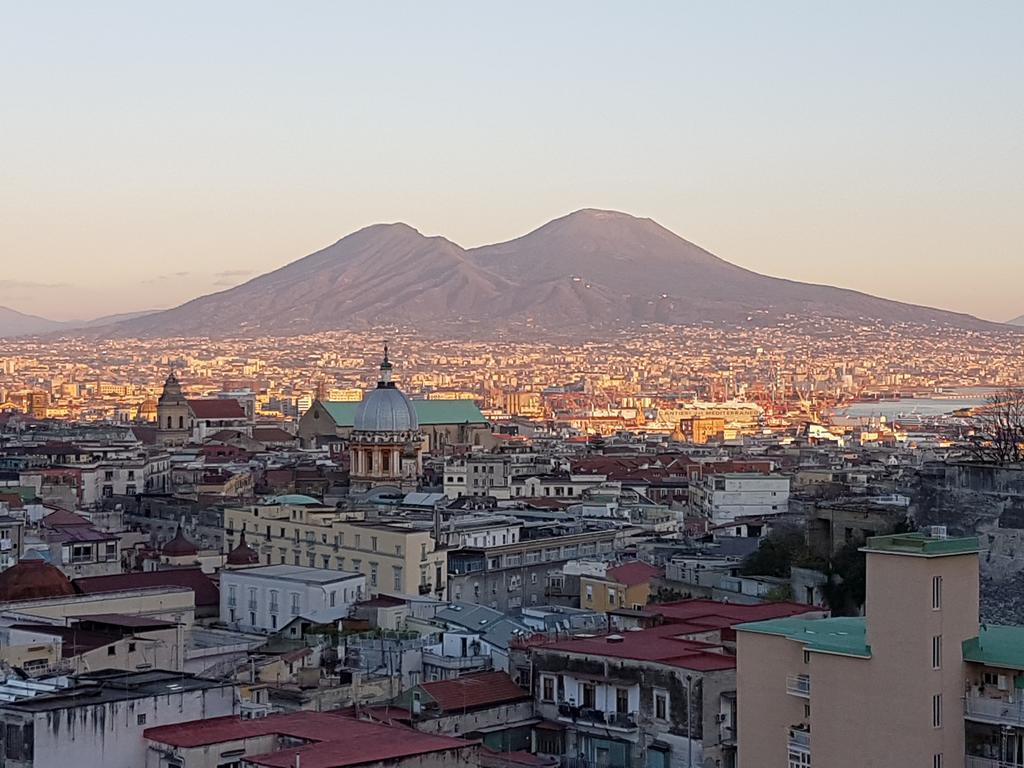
2,1,1022,322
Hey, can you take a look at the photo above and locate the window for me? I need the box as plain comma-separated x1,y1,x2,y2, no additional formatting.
932,635,942,669
615,687,629,714
228,585,237,607
933,755,943,768
107,646,116,656
585,585,593,602
269,590,279,613
393,566,403,591
371,536,378,552
330,591,336,607
608,588,617,606
932,575,942,610
932,693,942,728
290,592,300,615
541,675,556,702
654,689,668,720
128,642,136,652
370,562,378,587
137,713,147,726
581,682,596,709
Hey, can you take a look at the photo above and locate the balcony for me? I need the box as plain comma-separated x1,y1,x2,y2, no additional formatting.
422,652,492,671
556,704,638,733
788,727,810,752
965,758,1024,768
786,674,811,698
965,695,1024,727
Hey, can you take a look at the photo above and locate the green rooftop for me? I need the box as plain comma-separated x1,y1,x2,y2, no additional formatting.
735,615,871,659
861,532,980,557
963,626,1024,672
322,399,486,426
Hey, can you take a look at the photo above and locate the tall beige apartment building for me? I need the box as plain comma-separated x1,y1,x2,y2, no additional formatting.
736,532,1024,768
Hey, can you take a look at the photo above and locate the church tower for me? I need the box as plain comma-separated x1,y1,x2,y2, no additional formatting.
156,371,191,446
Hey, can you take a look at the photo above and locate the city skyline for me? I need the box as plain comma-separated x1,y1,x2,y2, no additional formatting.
2,1,1022,321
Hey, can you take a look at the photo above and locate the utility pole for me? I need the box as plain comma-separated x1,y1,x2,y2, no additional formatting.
685,674,693,768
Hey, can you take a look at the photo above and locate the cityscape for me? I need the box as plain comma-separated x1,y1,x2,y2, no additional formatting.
1,4,1023,768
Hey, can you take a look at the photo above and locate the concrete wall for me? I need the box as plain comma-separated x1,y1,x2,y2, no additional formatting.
3,684,236,768
736,631,806,768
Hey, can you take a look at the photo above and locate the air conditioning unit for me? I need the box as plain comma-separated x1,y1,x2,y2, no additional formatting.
715,713,728,723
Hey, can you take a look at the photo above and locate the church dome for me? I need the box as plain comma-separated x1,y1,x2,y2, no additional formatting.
352,347,419,433
162,525,198,557
0,559,75,603
226,531,260,566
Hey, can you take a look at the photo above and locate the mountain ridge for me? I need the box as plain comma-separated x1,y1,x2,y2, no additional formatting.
6,210,1014,338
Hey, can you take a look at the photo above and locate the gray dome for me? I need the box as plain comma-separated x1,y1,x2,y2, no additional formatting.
353,386,419,432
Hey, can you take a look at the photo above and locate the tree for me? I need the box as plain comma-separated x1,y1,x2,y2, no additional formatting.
969,388,1024,464
819,541,867,616
740,528,807,577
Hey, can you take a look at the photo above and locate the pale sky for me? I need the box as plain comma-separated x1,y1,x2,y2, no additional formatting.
2,1,1022,322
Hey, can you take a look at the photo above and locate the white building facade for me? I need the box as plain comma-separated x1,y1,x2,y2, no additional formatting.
220,564,365,634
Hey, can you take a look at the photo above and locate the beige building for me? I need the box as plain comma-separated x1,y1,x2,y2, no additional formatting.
736,531,984,768
224,498,448,599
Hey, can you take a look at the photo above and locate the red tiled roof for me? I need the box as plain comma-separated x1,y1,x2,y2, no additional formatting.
41,509,91,527
187,399,246,419
147,712,474,768
252,427,296,443
420,671,530,711
537,623,737,671
606,561,662,586
74,567,219,607
651,598,820,626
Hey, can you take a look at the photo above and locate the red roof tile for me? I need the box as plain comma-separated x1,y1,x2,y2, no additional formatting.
41,509,91,527
537,623,737,671
419,671,530,711
74,567,219,607
606,561,662,586
148,712,475,768
187,398,246,419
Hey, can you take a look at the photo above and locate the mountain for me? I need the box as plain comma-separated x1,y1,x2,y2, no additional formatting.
107,209,1007,337
0,306,67,336
0,307,158,338
1009,315,1024,327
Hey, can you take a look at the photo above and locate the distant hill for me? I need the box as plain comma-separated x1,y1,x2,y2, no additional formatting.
1009,314,1024,326
93,209,1011,337
0,307,157,338
0,305,67,336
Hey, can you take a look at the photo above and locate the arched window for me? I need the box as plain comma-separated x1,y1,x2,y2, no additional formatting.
166,416,172,429
178,415,184,428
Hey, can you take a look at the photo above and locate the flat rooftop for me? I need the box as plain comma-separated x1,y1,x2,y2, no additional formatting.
226,564,362,584
962,625,1024,671
0,670,230,712
861,532,980,557
735,615,870,659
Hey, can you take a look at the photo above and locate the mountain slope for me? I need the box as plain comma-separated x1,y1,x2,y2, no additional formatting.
112,223,511,337
1009,315,1024,326
108,209,1007,337
0,306,66,336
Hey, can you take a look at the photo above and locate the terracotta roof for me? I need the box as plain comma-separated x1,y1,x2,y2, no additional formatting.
187,399,246,419
0,560,76,602
74,567,219,607
145,712,474,768
606,561,662,586
252,427,296,443
419,671,529,711
537,624,736,672
41,509,91,527
651,598,819,626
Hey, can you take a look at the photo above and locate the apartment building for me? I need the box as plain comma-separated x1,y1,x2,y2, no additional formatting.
579,560,662,613
223,497,448,598
736,531,992,768
220,564,365,633
447,527,618,613
689,472,790,524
